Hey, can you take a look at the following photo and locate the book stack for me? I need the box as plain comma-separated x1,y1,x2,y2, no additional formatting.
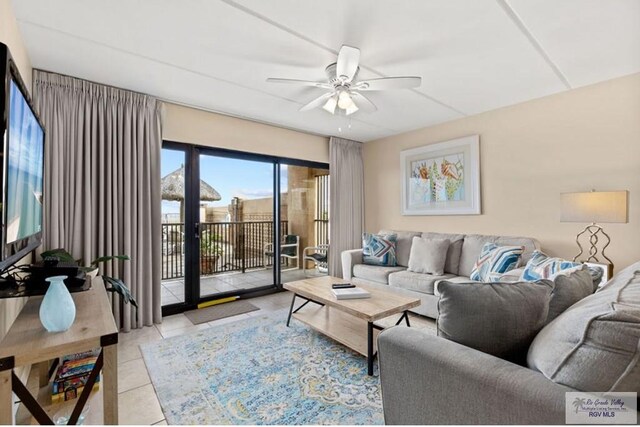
331,287,371,300
52,349,101,403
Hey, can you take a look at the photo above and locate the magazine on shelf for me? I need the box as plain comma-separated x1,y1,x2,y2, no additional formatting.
331,287,371,300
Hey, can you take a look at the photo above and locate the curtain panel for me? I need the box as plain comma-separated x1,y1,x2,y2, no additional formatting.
328,137,365,277
33,70,162,331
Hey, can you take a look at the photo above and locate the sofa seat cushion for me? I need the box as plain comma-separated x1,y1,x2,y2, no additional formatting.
388,270,455,295
527,261,640,392
352,264,406,284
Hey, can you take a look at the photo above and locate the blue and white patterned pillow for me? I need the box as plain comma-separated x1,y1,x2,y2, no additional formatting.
362,233,397,266
520,250,581,281
469,243,524,282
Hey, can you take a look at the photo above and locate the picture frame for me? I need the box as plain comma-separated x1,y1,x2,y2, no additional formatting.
400,135,481,215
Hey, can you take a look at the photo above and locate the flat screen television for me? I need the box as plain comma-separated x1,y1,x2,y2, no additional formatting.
0,42,45,272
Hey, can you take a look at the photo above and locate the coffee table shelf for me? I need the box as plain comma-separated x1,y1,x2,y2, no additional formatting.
292,305,380,356
284,276,420,375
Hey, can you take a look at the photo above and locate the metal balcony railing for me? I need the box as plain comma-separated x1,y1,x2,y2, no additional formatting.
161,221,289,280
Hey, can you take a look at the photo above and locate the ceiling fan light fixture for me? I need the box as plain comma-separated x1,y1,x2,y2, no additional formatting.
337,91,355,109
345,103,359,115
268,45,419,116
322,95,338,114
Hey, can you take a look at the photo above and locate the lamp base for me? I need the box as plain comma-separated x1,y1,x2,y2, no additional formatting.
573,223,613,266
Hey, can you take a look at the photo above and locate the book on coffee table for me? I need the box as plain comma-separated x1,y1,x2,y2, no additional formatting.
331,287,371,300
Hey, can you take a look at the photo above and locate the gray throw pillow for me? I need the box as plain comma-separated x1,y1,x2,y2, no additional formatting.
545,266,596,323
437,280,553,362
407,237,450,275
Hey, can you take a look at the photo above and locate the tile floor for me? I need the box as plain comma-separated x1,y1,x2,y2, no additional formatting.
161,268,312,305
116,290,435,425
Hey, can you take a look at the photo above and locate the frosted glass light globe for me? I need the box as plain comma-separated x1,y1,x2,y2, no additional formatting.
337,91,354,109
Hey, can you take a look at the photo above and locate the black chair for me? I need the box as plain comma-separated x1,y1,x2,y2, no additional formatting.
303,244,329,276
263,235,300,269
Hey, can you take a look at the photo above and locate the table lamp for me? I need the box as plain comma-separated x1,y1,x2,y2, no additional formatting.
560,190,628,273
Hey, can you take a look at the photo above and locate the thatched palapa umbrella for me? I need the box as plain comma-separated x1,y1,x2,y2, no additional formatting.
161,165,221,221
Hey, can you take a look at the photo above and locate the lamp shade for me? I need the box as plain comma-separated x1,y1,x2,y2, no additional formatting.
560,191,628,223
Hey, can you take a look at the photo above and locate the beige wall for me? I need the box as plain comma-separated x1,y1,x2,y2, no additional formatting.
0,0,31,89
163,102,329,163
0,0,32,389
364,73,640,270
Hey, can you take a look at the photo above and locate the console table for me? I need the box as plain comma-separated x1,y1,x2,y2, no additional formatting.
0,277,118,425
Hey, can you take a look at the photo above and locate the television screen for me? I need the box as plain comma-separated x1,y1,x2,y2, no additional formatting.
5,78,44,244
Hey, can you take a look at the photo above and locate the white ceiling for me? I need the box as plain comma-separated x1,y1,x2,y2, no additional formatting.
11,0,640,142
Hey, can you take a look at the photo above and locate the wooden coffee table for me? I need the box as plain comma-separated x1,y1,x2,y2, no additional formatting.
283,276,421,375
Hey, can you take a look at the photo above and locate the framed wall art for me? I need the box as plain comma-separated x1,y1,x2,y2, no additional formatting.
400,135,481,215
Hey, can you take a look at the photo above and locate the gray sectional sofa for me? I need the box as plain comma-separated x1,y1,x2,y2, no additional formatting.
341,230,541,318
377,260,640,424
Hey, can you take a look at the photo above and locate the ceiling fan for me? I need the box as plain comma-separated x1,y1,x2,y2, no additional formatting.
266,45,421,116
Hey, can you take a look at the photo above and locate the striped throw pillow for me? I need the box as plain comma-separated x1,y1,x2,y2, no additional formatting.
362,233,397,266
520,250,581,281
469,243,524,282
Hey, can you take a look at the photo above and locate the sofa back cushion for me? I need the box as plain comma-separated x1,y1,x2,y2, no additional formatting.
458,234,540,278
545,266,596,323
379,230,421,267
438,280,553,362
421,232,465,275
527,261,640,392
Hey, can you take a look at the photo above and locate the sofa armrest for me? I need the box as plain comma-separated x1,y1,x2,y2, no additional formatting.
341,249,363,280
378,327,573,425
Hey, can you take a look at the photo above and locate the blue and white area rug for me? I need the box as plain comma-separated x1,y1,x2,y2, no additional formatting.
140,310,383,425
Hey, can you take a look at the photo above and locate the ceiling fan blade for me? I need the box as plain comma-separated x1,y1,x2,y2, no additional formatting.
353,76,421,91
299,92,335,112
266,78,332,89
336,45,360,82
350,92,377,113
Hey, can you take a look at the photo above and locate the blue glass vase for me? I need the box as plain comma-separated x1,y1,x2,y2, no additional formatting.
39,275,76,332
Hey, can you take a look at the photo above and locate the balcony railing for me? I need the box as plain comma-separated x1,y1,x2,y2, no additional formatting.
162,220,289,280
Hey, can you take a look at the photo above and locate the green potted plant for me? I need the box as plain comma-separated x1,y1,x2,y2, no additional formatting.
40,249,137,310
200,231,223,275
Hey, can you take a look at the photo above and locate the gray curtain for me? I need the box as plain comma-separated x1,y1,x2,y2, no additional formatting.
329,137,365,277
33,70,162,331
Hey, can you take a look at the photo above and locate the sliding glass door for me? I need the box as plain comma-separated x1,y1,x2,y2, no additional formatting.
197,153,277,299
160,141,328,314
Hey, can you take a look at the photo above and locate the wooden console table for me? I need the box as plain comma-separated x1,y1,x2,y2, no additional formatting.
0,278,118,425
